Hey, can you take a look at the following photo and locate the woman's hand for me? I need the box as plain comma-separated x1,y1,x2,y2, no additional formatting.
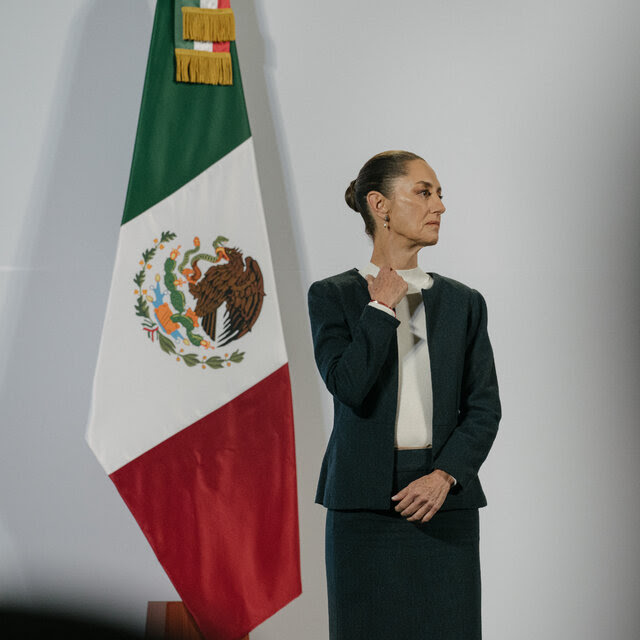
366,267,408,308
391,469,454,523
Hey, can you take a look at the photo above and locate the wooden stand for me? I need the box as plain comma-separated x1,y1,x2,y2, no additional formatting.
146,602,249,640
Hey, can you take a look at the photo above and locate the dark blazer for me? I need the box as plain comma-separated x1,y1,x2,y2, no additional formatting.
308,268,501,511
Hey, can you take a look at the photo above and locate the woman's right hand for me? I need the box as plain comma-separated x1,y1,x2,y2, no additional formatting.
366,266,408,309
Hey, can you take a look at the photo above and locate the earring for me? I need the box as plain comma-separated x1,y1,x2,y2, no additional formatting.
383,215,389,229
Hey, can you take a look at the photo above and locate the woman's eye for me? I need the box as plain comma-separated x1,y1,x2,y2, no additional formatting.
419,190,443,200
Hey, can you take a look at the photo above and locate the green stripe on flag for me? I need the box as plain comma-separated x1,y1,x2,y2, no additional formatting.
122,0,250,226
174,0,198,49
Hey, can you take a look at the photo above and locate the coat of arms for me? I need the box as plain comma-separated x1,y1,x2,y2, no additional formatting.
133,231,265,369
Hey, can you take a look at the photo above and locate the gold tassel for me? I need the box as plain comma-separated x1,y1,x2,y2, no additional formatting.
182,7,235,42
175,49,233,85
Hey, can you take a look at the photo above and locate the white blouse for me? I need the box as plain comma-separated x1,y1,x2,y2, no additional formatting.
358,263,434,449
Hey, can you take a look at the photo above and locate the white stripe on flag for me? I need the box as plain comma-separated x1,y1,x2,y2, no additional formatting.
87,139,288,474
194,42,215,52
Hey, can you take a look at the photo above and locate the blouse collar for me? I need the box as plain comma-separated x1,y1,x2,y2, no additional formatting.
358,262,434,293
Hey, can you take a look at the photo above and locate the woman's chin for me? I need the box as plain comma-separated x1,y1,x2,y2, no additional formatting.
419,235,440,247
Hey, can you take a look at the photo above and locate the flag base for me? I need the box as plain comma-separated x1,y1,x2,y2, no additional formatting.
145,602,249,640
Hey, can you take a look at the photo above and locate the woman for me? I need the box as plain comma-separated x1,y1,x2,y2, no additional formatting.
307,150,501,639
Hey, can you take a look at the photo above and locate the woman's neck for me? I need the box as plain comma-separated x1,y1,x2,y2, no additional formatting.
370,241,420,270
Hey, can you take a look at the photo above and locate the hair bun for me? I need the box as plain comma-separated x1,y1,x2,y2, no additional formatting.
345,179,359,212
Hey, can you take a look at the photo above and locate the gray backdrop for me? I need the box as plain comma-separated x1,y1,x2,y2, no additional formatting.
1,1,639,638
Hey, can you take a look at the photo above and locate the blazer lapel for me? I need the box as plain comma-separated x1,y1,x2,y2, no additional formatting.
422,273,448,450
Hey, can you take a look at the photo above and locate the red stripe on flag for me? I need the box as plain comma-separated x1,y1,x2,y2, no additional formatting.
216,0,231,52
110,364,300,640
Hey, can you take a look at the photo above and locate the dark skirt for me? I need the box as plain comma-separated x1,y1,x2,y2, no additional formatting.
325,449,481,640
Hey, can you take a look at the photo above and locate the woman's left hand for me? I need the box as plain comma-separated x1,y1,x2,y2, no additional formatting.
391,469,454,523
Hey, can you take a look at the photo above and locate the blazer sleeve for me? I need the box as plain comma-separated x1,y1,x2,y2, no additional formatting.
308,279,400,408
434,289,501,489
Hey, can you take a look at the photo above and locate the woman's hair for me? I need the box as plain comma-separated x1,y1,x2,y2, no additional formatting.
345,150,423,238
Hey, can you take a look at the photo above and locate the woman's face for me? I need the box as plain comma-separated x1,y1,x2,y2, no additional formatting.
384,159,445,247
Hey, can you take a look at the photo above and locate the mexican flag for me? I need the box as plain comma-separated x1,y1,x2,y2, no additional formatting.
86,1,301,638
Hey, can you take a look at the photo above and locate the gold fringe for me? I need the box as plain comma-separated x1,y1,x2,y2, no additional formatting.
175,49,233,85
182,7,235,42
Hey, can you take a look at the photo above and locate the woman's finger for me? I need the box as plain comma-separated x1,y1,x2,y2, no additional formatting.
421,507,438,523
400,492,431,517
400,499,422,518
395,481,428,510
406,504,431,522
393,494,414,512
396,489,424,513
391,487,407,502
421,494,446,522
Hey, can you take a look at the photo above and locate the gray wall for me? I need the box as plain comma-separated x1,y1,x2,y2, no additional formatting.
1,1,639,638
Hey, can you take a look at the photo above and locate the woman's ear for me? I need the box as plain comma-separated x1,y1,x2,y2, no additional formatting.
366,191,389,224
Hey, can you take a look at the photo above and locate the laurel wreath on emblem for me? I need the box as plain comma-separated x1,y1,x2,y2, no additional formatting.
133,231,265,370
